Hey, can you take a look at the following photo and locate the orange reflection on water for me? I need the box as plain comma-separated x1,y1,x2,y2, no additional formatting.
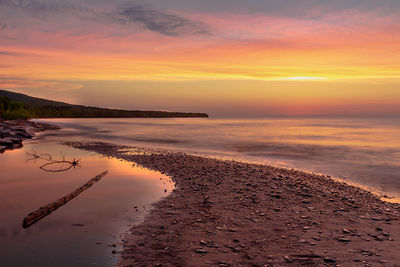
0,141,174,267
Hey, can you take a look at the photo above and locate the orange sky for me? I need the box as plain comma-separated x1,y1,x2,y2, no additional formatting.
1,0,400,117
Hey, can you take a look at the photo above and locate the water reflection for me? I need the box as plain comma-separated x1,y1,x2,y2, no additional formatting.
0,141,174,267
26,150,82,172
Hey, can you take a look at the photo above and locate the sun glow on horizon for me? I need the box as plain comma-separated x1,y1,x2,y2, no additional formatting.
277,77,328,81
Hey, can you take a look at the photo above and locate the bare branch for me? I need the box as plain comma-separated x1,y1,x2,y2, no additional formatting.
26,151,81,172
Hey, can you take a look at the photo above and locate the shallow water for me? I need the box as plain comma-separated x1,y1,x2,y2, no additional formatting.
36,117,400,199
0,141,173,267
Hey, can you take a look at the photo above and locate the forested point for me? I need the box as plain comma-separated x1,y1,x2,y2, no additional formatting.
0,94,208,120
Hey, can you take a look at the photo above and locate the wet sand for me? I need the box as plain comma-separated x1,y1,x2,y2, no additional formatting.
70,142,400,266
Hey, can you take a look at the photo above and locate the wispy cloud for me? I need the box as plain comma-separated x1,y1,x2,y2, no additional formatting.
0,75,82,91
0,0,92,14
0,0,210,37
0,22,7,29
0,50,21,56
0,76,82,91
116,3,210,36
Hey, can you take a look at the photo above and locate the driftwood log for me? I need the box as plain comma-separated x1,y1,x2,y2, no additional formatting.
22,171,108,228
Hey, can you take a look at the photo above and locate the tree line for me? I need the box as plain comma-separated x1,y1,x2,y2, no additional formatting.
0,96,208,120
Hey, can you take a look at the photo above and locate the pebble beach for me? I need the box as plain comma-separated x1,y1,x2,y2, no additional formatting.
70,142,400,266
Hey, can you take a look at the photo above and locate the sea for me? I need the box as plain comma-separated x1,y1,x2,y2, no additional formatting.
37,117,400,200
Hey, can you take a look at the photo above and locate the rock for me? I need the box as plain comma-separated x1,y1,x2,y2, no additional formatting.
343,228,351,234
292,254,321,258
323,257,336,263
10,128,31,138
361,250,373,256
195,249,208,254
284,256,294,263
338,237,350,242
0,138,14,146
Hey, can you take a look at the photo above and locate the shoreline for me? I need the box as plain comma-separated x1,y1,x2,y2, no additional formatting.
171,151,400,205
70,142,400,266
0,119,60,153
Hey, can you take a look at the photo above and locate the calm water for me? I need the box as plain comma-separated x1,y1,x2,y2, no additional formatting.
36,117,400,199
0,141,173,266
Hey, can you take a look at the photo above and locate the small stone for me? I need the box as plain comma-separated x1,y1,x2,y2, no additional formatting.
323,257,336,263
284,256,294,263
361,250,373,256
343,228,351,234
200,240,208,246
338,237,350,242
195,249,208,254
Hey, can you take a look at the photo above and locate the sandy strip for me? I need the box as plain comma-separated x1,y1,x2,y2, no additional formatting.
70,142,400,266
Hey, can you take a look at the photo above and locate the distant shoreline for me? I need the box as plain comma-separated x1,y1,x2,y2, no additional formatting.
0,90,209,119
71,142,400,266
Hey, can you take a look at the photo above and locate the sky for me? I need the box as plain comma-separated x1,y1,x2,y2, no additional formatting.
0,0,400,117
